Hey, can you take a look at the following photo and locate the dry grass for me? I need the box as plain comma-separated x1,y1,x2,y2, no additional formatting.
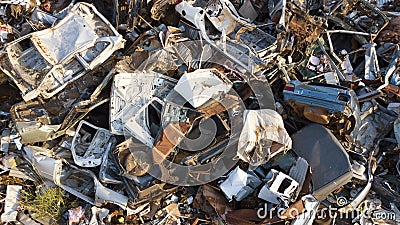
21,186,66,220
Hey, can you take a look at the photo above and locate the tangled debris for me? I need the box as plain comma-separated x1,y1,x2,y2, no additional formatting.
0,0,400,224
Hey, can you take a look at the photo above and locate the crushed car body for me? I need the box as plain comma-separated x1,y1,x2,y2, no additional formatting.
0,2,124,101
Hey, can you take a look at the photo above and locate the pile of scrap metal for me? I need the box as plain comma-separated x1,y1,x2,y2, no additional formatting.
0,0,399,224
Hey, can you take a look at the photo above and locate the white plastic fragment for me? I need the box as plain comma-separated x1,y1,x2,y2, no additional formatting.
219,166,261,201
291,195,319,225
0,185,22,222
219,167,248,201
1,128,10,153
258,169,299,205
89,207,109,225
174,69,232,108
306,55,320,71
13,137,22,150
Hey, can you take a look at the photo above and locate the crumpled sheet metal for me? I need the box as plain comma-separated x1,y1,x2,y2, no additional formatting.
194,184,232,219
126,67,247,186
9,66,113,144
364,43,380,80
116,138,147,178
204,0,256,36
355,104,397,154
30,4,70,27
288,157,309,199
71,120,116,168
31,13,97,64
10,100,59,144
175,1,210,43
98,143,122,184
22,145,63,182
237,109,292,168
15,121,60,144
23,145,128,209
326,0,389,44
283,3,324,44
205,0,240,35
174,1,271,74
109,71,176,146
